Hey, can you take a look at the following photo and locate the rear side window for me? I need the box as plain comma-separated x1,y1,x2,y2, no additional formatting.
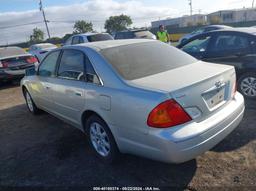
38,51,60,77
85,57,100,84
101,41,197,80
58,50,85,81
210,34,250,51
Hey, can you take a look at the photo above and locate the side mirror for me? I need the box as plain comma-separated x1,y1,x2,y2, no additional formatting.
25,66,36,76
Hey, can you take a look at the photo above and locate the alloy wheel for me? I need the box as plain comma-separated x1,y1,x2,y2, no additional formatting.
89,122,111,157
26,91,34,112
240,77,256,97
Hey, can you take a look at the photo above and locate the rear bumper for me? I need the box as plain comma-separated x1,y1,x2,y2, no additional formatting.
147,92,245,163
0,68,28,81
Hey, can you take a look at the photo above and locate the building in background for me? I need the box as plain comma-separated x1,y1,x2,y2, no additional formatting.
152,8,256,29
208,8,256,24
151,14,207,28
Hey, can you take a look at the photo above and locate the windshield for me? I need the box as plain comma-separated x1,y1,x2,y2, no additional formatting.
87,34,113,42
100,41,197,80
0,47,26,58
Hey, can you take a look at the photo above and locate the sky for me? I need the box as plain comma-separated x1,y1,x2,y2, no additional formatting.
0,0,253,45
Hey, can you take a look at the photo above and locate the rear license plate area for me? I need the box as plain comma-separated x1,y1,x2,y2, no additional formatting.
203,86,226,109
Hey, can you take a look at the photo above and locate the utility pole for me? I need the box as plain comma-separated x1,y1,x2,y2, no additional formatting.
188,0,193,16
39,0,50,39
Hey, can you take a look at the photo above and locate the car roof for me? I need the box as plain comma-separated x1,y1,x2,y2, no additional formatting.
72,32,110,37
73,39,155,51
177,27,256,47
203,27,256,35
203,25,232,29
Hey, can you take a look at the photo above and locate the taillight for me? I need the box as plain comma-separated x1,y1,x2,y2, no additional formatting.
231,74,237,98
0,61,9,68
147,99,192,128
26,56,38,64
232,82,237,98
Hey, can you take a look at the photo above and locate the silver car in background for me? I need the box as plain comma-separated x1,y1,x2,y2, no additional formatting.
0,46,38,82
28,43,57,62
21,39,244,163
64,33,114,46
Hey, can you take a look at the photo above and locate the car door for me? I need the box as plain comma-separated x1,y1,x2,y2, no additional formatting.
204,32,255,74
34,50,61,111
50,49,87,125
180,34,213,59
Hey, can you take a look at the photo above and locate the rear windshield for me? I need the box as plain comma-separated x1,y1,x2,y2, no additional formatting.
38,44,57,49
0,47,26,58
134,31,154,38
87,34,113,42
100,41,197,80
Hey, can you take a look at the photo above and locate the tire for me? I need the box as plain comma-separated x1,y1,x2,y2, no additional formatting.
238,72,256,99
24,89,41,114
86,115,120,163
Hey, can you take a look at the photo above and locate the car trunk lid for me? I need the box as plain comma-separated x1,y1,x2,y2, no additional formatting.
0,54,37,70
128,61,236,121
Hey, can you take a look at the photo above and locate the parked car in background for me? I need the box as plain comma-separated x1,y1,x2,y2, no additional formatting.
178,25,232,44
177,28,256,99
114,29,156,40
22,39,244,163
0,46,38,83
28,43,57,62
64,33,114,46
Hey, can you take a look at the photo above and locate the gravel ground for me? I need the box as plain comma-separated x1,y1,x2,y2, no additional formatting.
0,83,255,191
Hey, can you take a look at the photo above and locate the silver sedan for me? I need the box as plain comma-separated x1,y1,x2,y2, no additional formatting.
21,39,245,163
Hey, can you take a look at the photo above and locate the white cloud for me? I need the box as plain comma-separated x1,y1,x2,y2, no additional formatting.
0,0,253,45
0,0,178,45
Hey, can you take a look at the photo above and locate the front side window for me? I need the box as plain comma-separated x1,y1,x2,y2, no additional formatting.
65,37,72,45
38,51,60,77
79,36,84,43
57,50,85,81
115,33,123,39
182,36,211,53
124,32,135,39
72,36,80,45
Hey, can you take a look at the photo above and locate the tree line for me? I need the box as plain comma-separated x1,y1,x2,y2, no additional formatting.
30,14,132,43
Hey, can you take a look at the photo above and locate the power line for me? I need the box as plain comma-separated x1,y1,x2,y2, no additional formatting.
0,21,44,30
39,0,50,39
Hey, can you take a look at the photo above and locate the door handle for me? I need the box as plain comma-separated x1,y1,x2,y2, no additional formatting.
75,91,82,96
